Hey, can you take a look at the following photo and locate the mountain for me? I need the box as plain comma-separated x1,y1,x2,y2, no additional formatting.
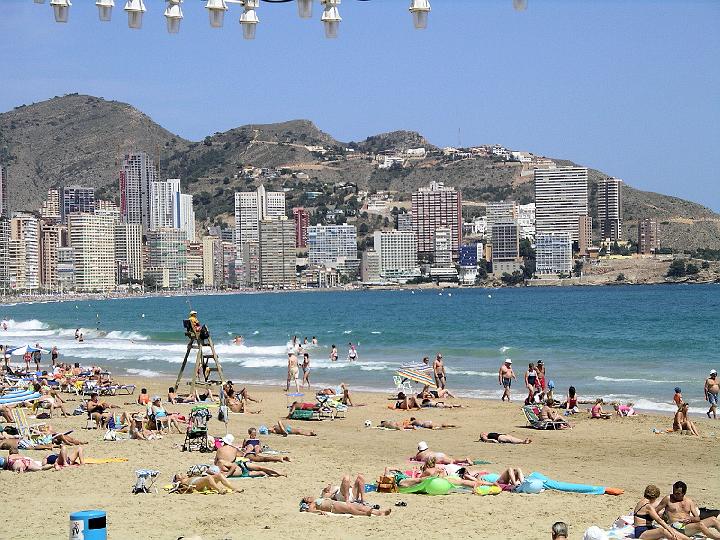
1,94,718,250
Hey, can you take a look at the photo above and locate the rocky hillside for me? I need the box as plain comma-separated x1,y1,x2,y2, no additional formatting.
1,94,718,250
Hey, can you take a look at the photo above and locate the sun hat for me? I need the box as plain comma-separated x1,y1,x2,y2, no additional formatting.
152,396,161,402
674,387,682,393
189,310,197,315
417,441,428,451
583,526,609,540
711,369,717,375
537,360,544,365
222,433,235,446
505,358,512,364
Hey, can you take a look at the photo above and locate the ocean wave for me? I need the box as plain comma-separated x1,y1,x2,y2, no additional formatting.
343,330,352,334
371,331,382,335
126,368,162,378
446,369,496,377
105,331,149,341
1,318,49,331
500,346,511,353
632,398,706,415
594,376,683,384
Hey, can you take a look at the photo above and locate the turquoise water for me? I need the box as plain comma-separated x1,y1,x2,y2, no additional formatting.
2,284,718,413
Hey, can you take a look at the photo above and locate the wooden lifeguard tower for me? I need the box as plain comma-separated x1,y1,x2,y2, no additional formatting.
174,318,225,395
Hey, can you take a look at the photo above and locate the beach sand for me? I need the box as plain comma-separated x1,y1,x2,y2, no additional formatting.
3,378,718,540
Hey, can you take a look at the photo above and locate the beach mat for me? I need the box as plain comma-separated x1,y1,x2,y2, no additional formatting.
84,457,129,464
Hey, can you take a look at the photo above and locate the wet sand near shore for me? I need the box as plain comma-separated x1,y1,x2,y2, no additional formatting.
2,378,718,540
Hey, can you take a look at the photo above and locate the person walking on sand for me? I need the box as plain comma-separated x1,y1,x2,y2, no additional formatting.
433,353,446,390
301,352,311,389
498,358,516,401
705,369,718,419
50,346,59,369
32,344,42,372
286,352,300,393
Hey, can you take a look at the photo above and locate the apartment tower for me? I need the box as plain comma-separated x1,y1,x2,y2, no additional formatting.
120,152,157,231
411,182,462,260
597,177,623,242
534,167,588,241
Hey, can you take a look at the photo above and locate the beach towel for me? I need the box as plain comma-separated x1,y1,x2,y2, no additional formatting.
84,457,129,464
480,472,620,496
398,476,455,495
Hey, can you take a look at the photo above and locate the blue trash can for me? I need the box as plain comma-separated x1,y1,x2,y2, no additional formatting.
69,510,106,540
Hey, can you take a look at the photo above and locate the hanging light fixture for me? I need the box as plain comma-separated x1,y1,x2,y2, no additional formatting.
513,0,528,11
205,0,228,28
297,0,313,19
409,0,430,30
50,0,71,23
164,0,183,33
239,0,260,40
96,0,114,22
124,0,146,29
321,0,341,39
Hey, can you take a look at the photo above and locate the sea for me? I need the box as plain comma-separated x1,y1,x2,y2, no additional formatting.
1,284,718,414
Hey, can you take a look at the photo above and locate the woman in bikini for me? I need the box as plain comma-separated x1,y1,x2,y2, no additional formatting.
172,472,239,495
525,363,538,403
478,432,531,444
300,496,391,516
633,484,690,539
270,419,316,437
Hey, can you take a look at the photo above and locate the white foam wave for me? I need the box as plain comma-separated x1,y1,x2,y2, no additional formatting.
371,331,382,335
633,398,706,415
105,331,149,341
594,376,682,384
343,330,352,334
446,369,496,377
500,346,511,353
126,368,162,378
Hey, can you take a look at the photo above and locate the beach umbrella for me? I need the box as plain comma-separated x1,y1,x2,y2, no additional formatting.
7,345,49,356
400,362,433,373
396,368,437,388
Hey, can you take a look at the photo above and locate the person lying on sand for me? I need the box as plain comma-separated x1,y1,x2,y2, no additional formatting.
167,387,196,404
672,404,700,436
218,431,290,466
394,393,421,410
300,497,391,516
214,436,286,478
478,432,531,444
269,419,316,437
43,445,85,470
321,473,367,504
417,385,455,400
414,441,471,465
226,388,261,414
420,398,466,409
379,419,412,430
172,472,239,495
590,399,612,420
410,418,457,430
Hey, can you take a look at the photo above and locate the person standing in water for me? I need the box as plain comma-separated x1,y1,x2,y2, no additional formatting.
498,359,516,401
329,345,338,362
347,342,357,362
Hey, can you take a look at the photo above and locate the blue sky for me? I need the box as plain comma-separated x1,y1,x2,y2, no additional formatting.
2,0,719,211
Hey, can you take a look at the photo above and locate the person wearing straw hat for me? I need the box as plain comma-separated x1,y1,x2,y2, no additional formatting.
498,359,516,402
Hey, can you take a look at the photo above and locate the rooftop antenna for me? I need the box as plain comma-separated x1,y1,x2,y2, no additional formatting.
458,127,462,149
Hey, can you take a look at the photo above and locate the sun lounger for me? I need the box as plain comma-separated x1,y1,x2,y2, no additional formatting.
522,405,569,430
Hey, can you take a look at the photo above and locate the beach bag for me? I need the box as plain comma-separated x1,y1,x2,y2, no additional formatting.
104,429,118,441
377,475,397,493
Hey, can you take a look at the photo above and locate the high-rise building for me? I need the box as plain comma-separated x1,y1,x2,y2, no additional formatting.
308,225,358,267
177,193,196,242
638,218,660,255
68,213,116,292
95,200,120,222
517,203,536,240
411,182,462,260
202,236,223,288
397,213,413,232
293,207,310,248
186,242,204,287
258,217,296,288
120,152,157,231
240,241,260,288
41,189,61,222
40,222,68,288
150,178,181,231
0,166,8,218
114,223,144,282
234,185,286,248
597,177,623,242
222,241,237,286
146,229,188,289
373,230,419,280
578,215,593,256
0,217,10,290
61,186,95,224
433,227,453,268
9,213,40,291
491,219,521,275
535,167,588,241
536,232,572,275
360,249,381,283
487,201,517,232
56,247,75,290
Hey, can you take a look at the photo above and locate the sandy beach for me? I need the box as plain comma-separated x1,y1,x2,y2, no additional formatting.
2,377,718,540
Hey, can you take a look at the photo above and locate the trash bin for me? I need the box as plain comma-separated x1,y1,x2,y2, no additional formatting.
69,510,106,540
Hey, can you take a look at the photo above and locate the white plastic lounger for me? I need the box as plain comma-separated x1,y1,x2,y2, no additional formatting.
0,392,41,405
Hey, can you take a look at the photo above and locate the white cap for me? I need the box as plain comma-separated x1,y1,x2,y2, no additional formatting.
505,358,512,364
711,369,717,375
583,526,609,540
190,310,197,315
417,441,428,451
222,434,235,446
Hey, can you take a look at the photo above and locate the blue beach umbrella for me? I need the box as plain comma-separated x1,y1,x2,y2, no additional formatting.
7,345,49,356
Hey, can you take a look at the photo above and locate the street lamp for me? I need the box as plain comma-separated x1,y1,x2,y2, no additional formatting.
96,0,114,22
297,0,312,19
321,0,341,39
205,0,228,28
513,0,528,11
50,0,71,23
164,0,183,34
124,0,146,29
239,0,260,40
409,0,430,29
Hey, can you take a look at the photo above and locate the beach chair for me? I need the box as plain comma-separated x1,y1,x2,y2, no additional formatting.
315,394,347,419
522,405,568,430
183,406,212,452
12,407,46,439
393,376,413,395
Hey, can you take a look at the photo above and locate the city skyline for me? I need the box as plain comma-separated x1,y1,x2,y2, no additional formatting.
1,1,718,211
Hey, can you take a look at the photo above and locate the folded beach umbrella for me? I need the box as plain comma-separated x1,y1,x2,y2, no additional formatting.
7,345,50,356
396,368,437,388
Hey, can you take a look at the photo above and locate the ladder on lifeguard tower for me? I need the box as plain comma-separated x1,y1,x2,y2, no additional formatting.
174,321,225,395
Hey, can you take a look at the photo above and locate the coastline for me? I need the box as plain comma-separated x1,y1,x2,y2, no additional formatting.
2,376,718,539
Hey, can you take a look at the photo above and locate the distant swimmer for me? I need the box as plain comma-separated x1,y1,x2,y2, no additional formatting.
347,342,357,362
1,320,7,331
311,336,318,346
74,328,80,341
303,337,309,346
234,335,244,346
329,344,338,362
78,333,84,343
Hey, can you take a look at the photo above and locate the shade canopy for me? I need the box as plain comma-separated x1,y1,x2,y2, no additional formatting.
396,368,436,388
7,345,50,356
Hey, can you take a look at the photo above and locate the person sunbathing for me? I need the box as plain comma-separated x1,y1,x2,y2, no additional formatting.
167,387,196,404
127,413,162,441
478,432,531,444
540,399,572,427
656,481,720,539
417,385,456,399
5,453,46,472
37,387,69,418
410,418,457,430
269,419,316,437
148,397,184,433
213,435,286,478
493,467,526,490
33,424,86,446
240,428,290,463
320,474,367,504
420,398,466,409
0,405,14,423
394,393,421,410
379,419,412,430
172,472,239,495
590,399,612,419
86,393,119,428
672,404,700,436
300,497,391,516
226,388,261,414
633,484,690,540
43,445,85,470
414,441,470,465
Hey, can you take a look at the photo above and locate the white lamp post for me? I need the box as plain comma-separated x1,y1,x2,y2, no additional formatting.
513,0,528,11
96,0,114,22
297,0,313,19
164,0,183,33
50,0,71,23
206,0,228,28
124,0,146,29
239,0,260,40
321,0,341,39
409,0,430,29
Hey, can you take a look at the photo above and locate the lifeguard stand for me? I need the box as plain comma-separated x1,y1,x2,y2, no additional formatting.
174,319,225,394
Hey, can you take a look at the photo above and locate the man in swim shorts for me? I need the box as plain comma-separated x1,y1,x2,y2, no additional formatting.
657,481,720,539
286,353,300,393
498,358,516,402
705,369,718,419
